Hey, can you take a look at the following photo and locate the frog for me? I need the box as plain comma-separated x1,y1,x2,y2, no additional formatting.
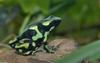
9,16,61,56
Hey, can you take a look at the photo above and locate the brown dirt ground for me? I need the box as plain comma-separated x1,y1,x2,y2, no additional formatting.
0,38,78,63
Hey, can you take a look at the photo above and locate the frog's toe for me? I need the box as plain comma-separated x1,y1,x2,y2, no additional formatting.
45,45,57,53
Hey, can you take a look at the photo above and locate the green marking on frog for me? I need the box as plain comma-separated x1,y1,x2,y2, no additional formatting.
9,16,61,55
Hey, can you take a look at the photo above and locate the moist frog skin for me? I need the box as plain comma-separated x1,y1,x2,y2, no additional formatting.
9,16,61,56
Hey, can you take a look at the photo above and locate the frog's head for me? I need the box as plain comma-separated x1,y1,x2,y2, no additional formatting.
42,15,61,31
9,38,34,55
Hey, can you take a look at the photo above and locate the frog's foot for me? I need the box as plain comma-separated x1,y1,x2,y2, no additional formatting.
44,45,57,53
31,48,43,56
31,51,37,56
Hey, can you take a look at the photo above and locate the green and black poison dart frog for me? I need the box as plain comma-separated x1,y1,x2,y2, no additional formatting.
9,16,61,56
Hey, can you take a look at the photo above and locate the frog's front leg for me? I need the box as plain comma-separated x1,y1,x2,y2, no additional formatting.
43,42,57,53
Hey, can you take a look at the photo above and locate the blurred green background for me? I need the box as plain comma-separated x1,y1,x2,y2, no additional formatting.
0,0,100,45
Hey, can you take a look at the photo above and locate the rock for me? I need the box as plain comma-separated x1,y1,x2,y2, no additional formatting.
0,38,78,63
0,51,49,63
33,38,78,62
